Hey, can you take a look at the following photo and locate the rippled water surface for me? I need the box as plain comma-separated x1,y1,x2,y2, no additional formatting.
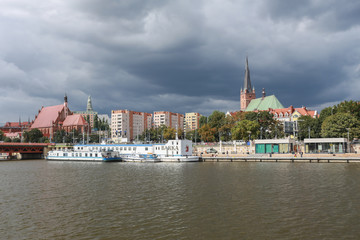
1,160,360,239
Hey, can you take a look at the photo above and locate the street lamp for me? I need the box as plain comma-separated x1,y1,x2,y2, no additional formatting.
346,128,350,153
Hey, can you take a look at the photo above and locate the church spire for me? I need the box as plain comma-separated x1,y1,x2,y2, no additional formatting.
87,95,93,112
243,56,252,92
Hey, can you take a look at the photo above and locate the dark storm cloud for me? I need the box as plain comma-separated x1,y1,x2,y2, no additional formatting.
0,0,359,123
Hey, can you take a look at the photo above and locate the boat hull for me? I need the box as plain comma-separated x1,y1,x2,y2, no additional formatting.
160,156,199,162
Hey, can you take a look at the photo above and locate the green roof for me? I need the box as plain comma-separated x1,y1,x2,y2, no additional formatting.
245,95,284,111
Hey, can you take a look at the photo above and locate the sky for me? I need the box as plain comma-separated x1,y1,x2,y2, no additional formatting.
1,0,360,123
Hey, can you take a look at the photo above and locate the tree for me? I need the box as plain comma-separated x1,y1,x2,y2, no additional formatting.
321,113,360,140
319,106,336,124
94,114,99,130
336,100,360,119
185,130,201,142
198,124,216,142
4,137,12,142
23,128,44,143
243,111,281,139
199,116,208,128
0,130,4,141
297,115,321,140
231,120,260,141
12,138,21,142
208,111,226,141
162,127,175,140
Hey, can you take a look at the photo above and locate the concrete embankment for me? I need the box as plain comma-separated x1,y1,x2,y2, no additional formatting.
199,153,360,163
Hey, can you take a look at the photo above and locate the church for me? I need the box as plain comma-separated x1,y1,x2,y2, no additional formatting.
240,57,284,111
30,95,90,139
238,57,317,121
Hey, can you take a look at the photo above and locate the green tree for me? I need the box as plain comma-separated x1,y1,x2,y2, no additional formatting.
94,114,99,130
185,130,201,142
297,115,321,140
4,137,12,142
336,100,360,119
319,106,336,124
231,120,260,141
199,116,207,128
321,113,360,140
12,138,21,142
0,130,4,141
208,111,226,141
198,124,216,142
23,128,44,143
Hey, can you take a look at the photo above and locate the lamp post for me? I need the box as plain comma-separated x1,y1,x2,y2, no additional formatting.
308,126,311,139
346,128,350,153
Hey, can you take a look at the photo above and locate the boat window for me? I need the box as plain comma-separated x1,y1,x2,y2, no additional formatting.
145,147,148,151
57,153,59,156
90,153,92,157
120,147,123,150
95,153,98,157
133,147,136,151
85,153,87,157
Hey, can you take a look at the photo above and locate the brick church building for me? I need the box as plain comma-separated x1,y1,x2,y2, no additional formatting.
31,95,90,138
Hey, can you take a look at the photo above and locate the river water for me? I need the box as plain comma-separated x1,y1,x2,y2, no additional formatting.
1,160,359,240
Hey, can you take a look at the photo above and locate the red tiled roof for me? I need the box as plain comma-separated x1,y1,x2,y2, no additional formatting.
63,114,87,126
4,122,31,127
31,104,65,128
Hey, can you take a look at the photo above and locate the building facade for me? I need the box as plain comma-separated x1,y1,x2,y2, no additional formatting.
153,111,184,130
184,112,201,132
111,110,152,142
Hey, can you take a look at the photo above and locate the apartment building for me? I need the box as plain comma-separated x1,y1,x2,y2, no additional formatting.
153,111,184,130
111,110,152,142
184,112,201,132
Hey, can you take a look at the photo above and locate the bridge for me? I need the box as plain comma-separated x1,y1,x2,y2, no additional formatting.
0,143,54,160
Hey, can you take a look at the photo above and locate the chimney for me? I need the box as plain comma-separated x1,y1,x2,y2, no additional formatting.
262,88,266,100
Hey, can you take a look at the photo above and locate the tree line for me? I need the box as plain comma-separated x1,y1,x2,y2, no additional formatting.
197,100,360,142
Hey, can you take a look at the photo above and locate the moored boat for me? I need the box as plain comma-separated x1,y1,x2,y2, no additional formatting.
46,149,122,162
122,153,160,162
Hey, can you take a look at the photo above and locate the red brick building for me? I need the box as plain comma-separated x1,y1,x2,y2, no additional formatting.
30,95,90,138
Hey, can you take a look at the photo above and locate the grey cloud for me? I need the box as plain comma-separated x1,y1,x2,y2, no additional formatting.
0,0,359,123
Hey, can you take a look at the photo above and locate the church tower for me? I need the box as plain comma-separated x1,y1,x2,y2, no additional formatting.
87,95,93,112
240,56,256,110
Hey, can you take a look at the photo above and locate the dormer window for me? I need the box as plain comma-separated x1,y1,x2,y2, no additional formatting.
279,113,283,117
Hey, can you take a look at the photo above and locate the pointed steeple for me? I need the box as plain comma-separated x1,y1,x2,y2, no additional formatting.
243,56,252,92
87,95,93,112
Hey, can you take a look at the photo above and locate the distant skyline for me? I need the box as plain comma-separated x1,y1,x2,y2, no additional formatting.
1,0,360,123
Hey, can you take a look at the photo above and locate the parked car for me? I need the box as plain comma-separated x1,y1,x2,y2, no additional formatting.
206,148,218,154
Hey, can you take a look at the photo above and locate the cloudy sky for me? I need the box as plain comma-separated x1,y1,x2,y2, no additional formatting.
1,0,360,123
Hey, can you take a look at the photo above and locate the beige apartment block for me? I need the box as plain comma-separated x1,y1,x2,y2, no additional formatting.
153,111,184,130
111,110,152,142
185,112,201,132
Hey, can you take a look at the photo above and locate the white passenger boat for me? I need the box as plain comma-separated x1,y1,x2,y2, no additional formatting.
122,153,160,163
74,139,199,162
46,149,121,162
